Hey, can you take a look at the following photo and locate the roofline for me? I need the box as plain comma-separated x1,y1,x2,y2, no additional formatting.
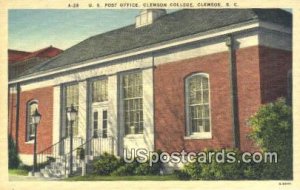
8,20,291,85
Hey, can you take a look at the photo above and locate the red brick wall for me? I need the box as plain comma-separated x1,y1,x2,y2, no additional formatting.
236,46,261,152
154,46,263,153
14,86,54,154
259,46,292,104
8,93,17,140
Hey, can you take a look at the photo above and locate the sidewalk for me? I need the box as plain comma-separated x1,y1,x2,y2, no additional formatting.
9,175,61,181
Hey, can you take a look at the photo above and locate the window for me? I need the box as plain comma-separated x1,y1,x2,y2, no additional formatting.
26,100,38,142
64,83,79,137
92,79,108,102
92,110,108,138
185,73,211,138
102,110,108,138
93,111,98,138
122,72,143,135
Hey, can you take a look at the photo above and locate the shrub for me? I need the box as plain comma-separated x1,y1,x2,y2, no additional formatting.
175,149,270,180
135,161,162,175
174,169,191,180
112,156,163,176
248,98,292,179
111,159,139,176
92,152,121,175
76,148,85,160
181,149,245,180
8,135,20,169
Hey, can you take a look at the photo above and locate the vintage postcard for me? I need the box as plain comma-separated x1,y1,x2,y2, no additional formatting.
0,0,299,189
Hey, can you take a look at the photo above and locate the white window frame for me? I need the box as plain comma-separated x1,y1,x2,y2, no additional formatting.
91,77,108,103
62,82,79,138
185,73,212,139
119,70,144,137
26,99,38,143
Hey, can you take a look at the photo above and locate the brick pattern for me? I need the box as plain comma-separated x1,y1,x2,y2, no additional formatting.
10,86,54,154
8,93,17,140
7,46,291,155
259,46,292,104
154,45,291,153
154,49,235,153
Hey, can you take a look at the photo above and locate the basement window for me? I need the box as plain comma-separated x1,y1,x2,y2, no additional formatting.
185,73,212,139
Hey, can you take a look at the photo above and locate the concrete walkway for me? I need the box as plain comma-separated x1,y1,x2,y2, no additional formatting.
9,175,62,181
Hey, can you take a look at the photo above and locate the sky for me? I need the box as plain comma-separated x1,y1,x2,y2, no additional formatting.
9,9,291,52
9,9,141,51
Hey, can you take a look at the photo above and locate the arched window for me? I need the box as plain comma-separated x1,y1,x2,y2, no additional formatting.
26,100,38,142
185,73,212,138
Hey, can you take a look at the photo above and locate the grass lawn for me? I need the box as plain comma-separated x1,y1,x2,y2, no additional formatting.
9,169,29,176
66,174,179,181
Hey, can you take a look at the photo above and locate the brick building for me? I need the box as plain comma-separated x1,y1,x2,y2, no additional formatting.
8,46,63,79
8,9,292,167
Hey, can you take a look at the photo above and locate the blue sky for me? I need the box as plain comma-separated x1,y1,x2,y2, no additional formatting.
9,9,141,51
9,9,291,52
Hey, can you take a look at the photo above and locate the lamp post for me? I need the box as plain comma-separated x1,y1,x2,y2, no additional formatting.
32,108,41,175
66,104,77,176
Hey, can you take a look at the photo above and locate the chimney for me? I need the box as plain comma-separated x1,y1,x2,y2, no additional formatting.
135,9,166,28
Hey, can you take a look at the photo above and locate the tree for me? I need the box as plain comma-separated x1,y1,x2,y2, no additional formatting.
249,98,292,179
8,135,21,169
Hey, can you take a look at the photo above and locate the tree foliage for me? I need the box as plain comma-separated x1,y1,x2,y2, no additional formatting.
8,135,20,169
248,98,292,179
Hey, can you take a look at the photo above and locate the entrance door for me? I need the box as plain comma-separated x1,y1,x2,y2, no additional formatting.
90,105,113,156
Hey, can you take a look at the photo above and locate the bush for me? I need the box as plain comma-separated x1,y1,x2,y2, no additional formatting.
112,156,163,176
180,149,245,180
174,170,191,180
111,159,139,176
135,161,162,176
8,135,20,169
248,98,292,179
92,152,121,175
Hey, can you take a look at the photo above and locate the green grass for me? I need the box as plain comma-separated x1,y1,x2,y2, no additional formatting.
66,174,179,181
9,169,29,176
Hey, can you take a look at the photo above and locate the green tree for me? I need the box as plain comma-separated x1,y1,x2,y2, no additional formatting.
249,98,292,179
8,135,20,169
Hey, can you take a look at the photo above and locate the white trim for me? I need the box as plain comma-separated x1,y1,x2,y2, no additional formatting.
185,73,212,139
25,140,34,144
52,86,61,145
9,21,262,84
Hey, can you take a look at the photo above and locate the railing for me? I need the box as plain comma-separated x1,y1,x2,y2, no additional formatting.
61,135,116,176
37,137,84,171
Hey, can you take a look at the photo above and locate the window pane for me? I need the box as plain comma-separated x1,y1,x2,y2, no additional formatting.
123,72,143,135
204,119,210,132
27,102,38,141
102,110,108,138
203,90,209,103
202,77,208,89
92,79,108,102
65,84,79,137
93,112,98,138
187,74,210,135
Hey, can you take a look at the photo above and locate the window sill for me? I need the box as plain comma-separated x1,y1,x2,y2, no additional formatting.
25,140,35,144
184,133,212,140
124,134,144,139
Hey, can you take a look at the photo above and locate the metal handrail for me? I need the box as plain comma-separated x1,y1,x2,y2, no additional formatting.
37,137,67,155
61,135,115,176
37,136,84,171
